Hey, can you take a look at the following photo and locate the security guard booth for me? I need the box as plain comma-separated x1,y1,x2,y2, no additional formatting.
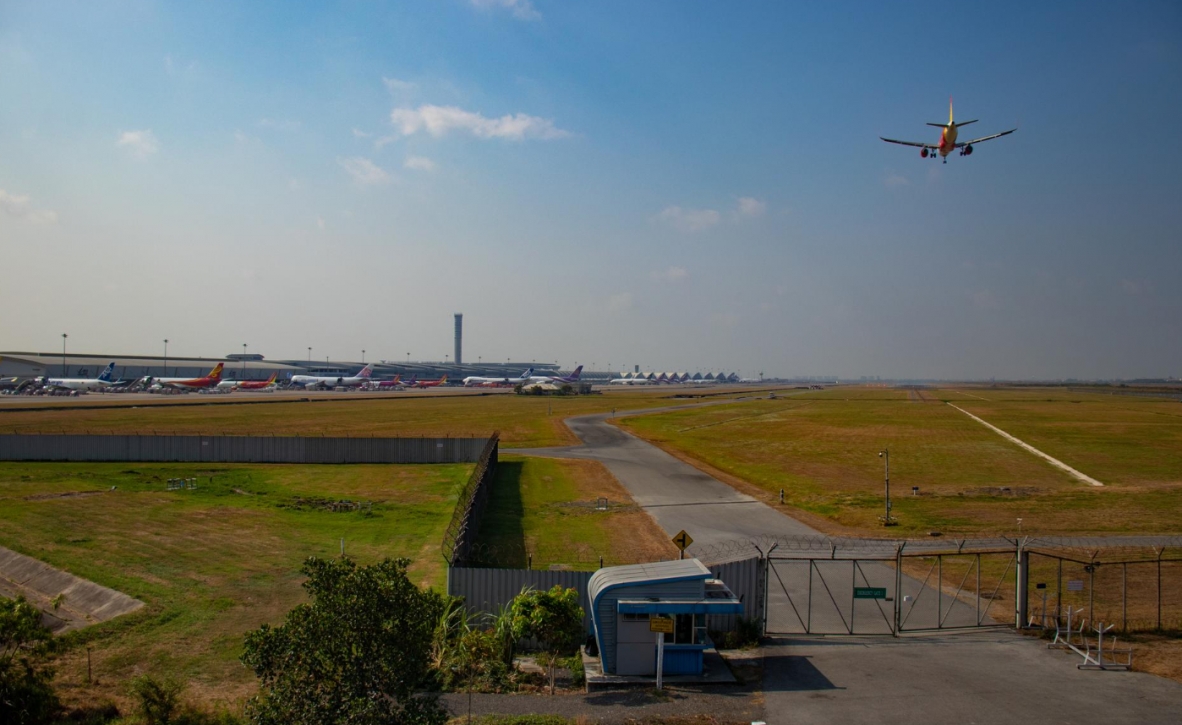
587,559,743,677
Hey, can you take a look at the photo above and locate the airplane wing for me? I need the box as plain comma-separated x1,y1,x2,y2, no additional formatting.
956,128,1016,147
880,137,938,149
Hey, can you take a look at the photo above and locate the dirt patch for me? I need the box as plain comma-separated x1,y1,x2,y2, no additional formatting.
23,490,108,501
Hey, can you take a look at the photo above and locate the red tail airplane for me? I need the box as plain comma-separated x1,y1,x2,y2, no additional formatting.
236,373,277,390
881,98,1015,164
412,374,448,388
154,363,225,389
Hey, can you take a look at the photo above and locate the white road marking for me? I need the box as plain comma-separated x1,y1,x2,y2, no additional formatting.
950,389,990,401
947,403,1105,487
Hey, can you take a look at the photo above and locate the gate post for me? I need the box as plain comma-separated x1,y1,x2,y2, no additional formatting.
894,543,905,637
1015,540,1029,629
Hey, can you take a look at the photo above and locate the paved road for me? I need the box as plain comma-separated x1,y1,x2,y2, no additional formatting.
513,409,1182,723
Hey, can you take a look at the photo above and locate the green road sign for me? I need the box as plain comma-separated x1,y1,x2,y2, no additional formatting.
854,587,887,599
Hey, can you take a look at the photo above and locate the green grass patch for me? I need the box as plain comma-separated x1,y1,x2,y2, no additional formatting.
0,461,471,709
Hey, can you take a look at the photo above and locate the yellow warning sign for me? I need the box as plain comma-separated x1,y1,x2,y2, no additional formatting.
672,530,693,551
649,616,674,633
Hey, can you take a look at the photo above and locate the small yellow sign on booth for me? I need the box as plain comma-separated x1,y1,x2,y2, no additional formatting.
649,616,675,634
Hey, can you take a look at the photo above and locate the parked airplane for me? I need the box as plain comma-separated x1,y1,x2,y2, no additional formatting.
44,362,117,392
462,368,533,388
527,366,583,385
881,98,1015,164
217,373,278,391
411,374,448,389
372,374,404,389
152,363,225,390
290,364,374,390
609,376,650,386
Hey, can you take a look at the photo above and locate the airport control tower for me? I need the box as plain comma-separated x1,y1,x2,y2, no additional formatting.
454,313,463,365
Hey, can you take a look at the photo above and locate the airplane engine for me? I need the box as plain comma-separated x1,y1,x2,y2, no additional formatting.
964,145,973,156
920,148,928,158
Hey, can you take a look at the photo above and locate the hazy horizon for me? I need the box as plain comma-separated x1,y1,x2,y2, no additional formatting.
2,1,1179,380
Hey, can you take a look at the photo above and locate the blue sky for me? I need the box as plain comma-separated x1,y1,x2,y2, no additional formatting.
1,0,1179,378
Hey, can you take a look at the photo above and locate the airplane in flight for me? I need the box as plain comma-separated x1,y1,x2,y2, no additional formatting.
290,364,374,390
881,99,1015,164
152,363,225,390
527,365,584,385
462,368,534,388
411,374,448,389
44,362,118,392
217,373,278,391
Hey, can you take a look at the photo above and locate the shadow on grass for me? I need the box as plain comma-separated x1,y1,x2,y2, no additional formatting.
472,461,526,568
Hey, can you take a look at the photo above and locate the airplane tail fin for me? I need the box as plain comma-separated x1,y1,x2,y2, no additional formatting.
98,362,116,382
266,373,277,384
439,375,447,384
209,363,225,380
520,368,533,379
392,374,401,384
569,365,583,380
950,96,954,125
358,363,374,378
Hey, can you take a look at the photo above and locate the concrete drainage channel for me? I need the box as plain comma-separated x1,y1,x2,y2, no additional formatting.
0,546,143,633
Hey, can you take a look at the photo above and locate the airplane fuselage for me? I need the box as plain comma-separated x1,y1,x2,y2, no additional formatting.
45,378,110,392
938,124,958,157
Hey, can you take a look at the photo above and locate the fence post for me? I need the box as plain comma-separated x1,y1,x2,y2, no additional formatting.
1122,562,1127,632
894,542,905,637
1157,547,1164,631
1015,540,1029,629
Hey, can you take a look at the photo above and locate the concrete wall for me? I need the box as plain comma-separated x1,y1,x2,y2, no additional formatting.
0,434,491,464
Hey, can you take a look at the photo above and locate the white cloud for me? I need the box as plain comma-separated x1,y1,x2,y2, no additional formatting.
0,189,57,224
316,216,325,231
884,173,909,188
116,129,160,158
470,0,541,21
652,266,688,282
288,178,302,191
337,157,391,186
389,104,569,140
653,205,720,233
404,156,436,172
382,77,416,94
736,197,766,217
374,135,398,149
607,292,634,313
352,128,372,139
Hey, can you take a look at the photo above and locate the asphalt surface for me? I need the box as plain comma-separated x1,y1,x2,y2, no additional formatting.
510,408,1182,724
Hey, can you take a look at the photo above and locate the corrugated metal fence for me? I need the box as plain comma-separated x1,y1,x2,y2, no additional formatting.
447,556,763,636
0,434,491,464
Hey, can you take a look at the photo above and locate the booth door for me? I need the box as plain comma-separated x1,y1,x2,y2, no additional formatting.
616,615,656,676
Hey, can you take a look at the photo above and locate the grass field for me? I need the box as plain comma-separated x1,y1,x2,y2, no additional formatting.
0,461,471,710
476,456,677,570
0,389,725,448
619,386,1182,536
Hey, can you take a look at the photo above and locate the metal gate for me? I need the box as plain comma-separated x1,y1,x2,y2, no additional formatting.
764,539,1018,636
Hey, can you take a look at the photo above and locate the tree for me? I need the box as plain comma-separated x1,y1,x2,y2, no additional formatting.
241,557,447,725
511,586,584,694
0,595,59,725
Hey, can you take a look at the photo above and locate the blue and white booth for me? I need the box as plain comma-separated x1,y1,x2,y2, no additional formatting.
587,559,743,677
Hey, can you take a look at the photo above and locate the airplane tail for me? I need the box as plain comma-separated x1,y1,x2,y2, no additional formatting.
439,375,447,384
520,368,533,379
392,374,401,384
98,362,116,382
358,363,374,378
266,373,277,384
926,97,955,128
208,363,225,380
569,365,583,381
949,96,954,125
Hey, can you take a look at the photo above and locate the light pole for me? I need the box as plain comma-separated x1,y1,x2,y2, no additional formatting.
308,347,312,363
243,344,247,380
163,339,169,377
879,448,895,526
61,333,68,376
362,349,366,364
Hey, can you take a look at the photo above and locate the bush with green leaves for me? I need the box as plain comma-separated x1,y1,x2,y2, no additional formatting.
241,557,447,725
430,600,513,693
509,586,584,694
0,595,59,725
129,674,185,725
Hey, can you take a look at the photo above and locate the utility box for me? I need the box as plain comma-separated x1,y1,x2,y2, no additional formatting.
587,559,742,677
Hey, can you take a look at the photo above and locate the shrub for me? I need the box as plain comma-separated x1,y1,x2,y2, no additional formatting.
0,595,60,725
129,675,184,725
